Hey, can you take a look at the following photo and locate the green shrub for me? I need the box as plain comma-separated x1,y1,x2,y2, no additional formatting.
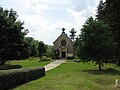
48,57,51,61
0,67,45,89
0,65,22,70
40,56,51,61
0,61,6,65
28,57,38,61
67,57,74,59
74,59,81,62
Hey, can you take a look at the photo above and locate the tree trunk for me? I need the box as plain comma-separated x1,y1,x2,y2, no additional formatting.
117,59,120,66
116,44,120,66
98,62,102,71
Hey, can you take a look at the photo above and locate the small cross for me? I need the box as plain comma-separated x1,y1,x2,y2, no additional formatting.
62,28,65,33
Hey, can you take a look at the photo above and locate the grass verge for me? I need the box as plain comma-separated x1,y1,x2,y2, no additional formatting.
6,59,53,68
14,60,120,90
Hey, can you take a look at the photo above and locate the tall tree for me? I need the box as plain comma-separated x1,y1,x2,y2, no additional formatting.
0,7,28,64
24,37,38,57
79,17,114,70
69,28,77,42
104,0,120,65
46,45,54,57
38,41,46,57
96,0,106,21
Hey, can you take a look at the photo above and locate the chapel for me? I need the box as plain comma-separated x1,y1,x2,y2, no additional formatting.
53,28,74,59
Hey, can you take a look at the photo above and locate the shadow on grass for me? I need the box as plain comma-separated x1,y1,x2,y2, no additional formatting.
11,75,45,90
0,64,22,70
83,68,120,75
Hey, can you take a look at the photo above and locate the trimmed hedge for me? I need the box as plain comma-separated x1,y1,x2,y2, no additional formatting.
0,67,45,90
0,65,22,70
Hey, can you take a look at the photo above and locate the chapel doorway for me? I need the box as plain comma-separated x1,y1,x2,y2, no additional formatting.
61,51,66,58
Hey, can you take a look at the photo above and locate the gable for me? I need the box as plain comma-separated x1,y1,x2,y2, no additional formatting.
53,32,73,44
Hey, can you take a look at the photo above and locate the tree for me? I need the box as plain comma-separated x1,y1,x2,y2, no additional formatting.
38,41,46,57
24,37,39,57
46,45,54,57
78,17,115,70
73,36,80,58
69,28,77,42
96,0,106,21
104,0,120,66
0,7,28,64
19,36,48,58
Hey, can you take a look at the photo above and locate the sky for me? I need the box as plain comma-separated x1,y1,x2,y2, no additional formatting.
0,0,102,45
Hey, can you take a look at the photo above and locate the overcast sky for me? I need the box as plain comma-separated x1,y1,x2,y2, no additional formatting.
1,0,101,45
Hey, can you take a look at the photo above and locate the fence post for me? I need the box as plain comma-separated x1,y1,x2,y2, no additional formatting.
115,79,118,88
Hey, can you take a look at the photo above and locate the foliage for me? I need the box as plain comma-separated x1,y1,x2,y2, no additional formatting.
23,37,47,58
104,0,120,66
0,6,47,64
45,45,54,58
0,6,28,63
38,41,47,57
96,0,106,21
0,67,45,90
96,0,120,66
24,37,39,57
74,0,120,69
77,17,115,70
0,64,22,70
74,59,81,62
0,61,6,65
40,56,51,61
54,50,60,59
69,28,77,42
74,37,81,58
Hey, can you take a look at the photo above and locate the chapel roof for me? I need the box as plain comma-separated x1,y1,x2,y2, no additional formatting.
53,28,73,44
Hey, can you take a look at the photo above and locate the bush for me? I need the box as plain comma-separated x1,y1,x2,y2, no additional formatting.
0,65,22,70
0,67,45,89
67,57,74,59
40,56,51,61
0,61,6,65
74,59,81,62
28,57,39,61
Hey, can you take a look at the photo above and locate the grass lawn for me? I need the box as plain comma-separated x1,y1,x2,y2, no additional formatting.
2,59,53,68
13,60,120,90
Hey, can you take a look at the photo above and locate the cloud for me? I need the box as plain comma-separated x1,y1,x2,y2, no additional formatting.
25,19,80,45
2,0,100,45
68,8,86,25
19,15,48,29
68,0,100,25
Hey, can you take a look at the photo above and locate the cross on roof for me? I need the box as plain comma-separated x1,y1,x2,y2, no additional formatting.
62,28,65,33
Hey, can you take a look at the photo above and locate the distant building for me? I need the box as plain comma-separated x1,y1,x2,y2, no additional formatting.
53,28,74,59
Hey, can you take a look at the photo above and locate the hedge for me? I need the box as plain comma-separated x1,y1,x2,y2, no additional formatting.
0,65,22,70
0,67,45,90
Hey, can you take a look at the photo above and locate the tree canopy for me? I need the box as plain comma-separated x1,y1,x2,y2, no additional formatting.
0,7,28,63
74,0,120,69
38,41,47,57
0,6,47,65
69,28,77,42
76,17,115,70
104,0,120,66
